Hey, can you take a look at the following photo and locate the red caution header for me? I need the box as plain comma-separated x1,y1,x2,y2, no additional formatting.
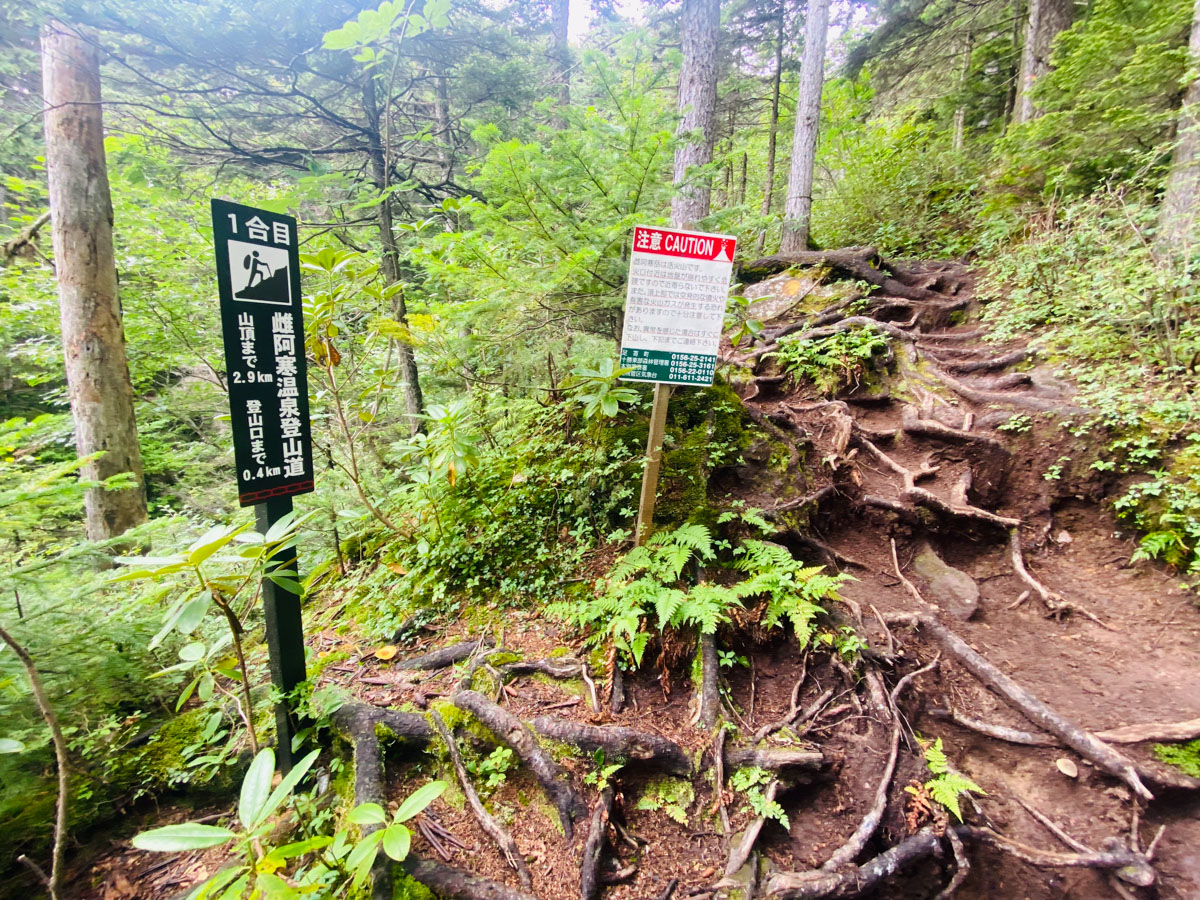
632,226,737,262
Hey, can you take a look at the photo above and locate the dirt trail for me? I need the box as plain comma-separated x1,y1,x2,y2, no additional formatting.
75,254,1200,900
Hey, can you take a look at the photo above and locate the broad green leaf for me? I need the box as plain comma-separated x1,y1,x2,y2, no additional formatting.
239,748,276,828
393,780,446,822
254,871,293,898
263,835,333,863
381,822,411,861
132,823,236,852
252,748,320,828
184,865,244,900
176,592,211,634
0,738,25,753
348,802,388,826
188,524,243,567
347,831,384,889
179,641,206,662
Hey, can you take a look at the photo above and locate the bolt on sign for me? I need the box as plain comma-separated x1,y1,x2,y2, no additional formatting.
618,225,738,386
211,199,314,506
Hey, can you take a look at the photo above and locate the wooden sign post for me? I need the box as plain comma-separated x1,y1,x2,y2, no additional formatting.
619,226,737,544
211,199,314,770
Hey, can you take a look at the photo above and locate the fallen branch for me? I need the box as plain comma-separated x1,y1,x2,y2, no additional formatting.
455,690,585,837
431,711,533,889
765,827,944,899
529,717,692,776
580,787,614,900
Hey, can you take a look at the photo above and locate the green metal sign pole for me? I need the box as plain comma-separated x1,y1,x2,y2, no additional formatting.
212,198,314,773
254,495,308,772
634,383,672,546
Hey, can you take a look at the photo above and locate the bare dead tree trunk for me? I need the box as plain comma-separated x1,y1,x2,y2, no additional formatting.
1159,0,1200,250
433,65,453,182
362,74,424,433
780,0,830,254
755,5,785,255
671,0,721,229
1014,0,1073,125
41,22,147,541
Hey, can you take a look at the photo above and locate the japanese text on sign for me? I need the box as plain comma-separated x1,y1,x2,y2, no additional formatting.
212,199,314,506
619,225,737,386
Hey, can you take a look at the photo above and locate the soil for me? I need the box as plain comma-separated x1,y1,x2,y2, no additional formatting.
61,257,1200,900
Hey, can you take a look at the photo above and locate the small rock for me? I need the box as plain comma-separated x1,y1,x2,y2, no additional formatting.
912,542,980,620
1056,758,1079,779
1056,530,1073,544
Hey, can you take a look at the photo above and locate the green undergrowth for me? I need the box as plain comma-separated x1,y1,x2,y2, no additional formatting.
981,194,1200,580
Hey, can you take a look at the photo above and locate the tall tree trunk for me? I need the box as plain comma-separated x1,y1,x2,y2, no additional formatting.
362,75,424,433
1001,0,1023,131
780,0,831,254
432,65,453,183
952,32,973,151
41,23,147,541
550,0,570,112
671,0,720,229
1014,0,1073,125
1159,0,1200,251
756,4,785,255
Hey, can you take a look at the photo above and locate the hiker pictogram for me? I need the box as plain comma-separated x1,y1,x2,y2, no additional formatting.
227,239,291,306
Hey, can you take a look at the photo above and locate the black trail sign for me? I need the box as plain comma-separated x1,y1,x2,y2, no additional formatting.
212,198,314,506
212,198,311,769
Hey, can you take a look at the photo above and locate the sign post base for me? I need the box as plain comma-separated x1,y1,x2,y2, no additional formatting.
254,495,308,771
635,383,672,545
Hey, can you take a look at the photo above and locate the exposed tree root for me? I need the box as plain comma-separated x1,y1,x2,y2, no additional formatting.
396,638,495,670
580,786,614,900
934,829,969,900
737,248,944,303
765,820,1159,900
725,747,829,772
931,348,1031,374
400,857,539,900
883,612,1155,801
718,777,780,882
529,717,693,776
765,826,945,899
932,706,1200,749
431,711,533,889
454,690,586,837
927,362,1088,414
857,436,1019,530
899,405,1005,450
1008,530,1112,629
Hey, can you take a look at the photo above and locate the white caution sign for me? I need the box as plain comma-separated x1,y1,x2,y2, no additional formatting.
619,225,737,386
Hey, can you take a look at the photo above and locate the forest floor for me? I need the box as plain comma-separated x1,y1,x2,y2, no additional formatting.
69,256,1200,900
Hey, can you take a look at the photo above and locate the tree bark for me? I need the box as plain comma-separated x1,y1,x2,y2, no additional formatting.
780,0,831,253
671,0,721,229
41,22,147,540
362,74,424,432
1159,0,1200,250
755,4,785,255
1013,0,1073,125
952,32,973,151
